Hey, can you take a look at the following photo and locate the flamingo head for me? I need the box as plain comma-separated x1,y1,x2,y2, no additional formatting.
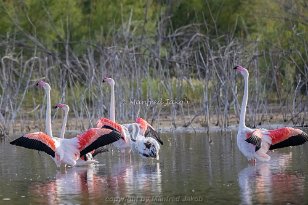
54,103,69,112
36,80,51,90
136,137,160,160
136,117,163,145
233,65,249,77
102,77,115,86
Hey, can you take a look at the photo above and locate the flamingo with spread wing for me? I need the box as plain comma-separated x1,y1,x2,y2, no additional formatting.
54,103,108,165
10,127,123,167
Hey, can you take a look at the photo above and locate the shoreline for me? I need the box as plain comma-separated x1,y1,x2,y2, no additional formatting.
3,112,308,138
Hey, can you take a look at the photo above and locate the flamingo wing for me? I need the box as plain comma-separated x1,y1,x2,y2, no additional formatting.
269,128,308,150
10,132,56,158
136,117,163,145
92,147,109,157
78,128,121,157
96,118,126,141
245,129,262,151
145,125,163,145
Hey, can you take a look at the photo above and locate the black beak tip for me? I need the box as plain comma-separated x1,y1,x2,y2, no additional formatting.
233,66,238,70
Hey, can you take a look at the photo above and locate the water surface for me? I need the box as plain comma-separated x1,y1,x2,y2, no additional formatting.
1,131,308,204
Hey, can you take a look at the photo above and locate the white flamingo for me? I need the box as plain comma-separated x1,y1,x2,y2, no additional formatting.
234,65,308,163
98,77,131,151
36,80,53,138
97,77,163,159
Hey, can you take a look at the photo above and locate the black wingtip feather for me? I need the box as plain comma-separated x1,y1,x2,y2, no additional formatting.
269,131,308,150
145,128,164,145
80,130,121,157
92,147,109,157
10,136,55,158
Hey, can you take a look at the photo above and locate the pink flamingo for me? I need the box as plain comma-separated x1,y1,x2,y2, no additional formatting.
234,65,308,162
10,126,124,167
54,103,107,164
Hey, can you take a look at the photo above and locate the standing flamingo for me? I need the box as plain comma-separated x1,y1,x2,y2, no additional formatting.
10,127,123,167
99,77,131,151
36,80,53,138
99,77,163,158
98,118,160,159
54,103,107,164
234,65,308,162
36,81,98,165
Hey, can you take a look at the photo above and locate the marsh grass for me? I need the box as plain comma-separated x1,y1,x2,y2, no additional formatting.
0,24,307,137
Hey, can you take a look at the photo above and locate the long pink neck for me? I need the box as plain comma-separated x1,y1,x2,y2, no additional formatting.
60,108,68,139
110,83,115,122
45,88,53,137
239,74,249,128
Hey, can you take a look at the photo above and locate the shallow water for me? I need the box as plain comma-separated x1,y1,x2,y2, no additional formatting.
1,131,308,204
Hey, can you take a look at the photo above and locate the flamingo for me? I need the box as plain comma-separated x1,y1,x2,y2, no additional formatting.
36,80,103,165
10,127,123,167
99,77,163,158
54,103,108,164
98,117,161,159
234,65,308,162
36,80,53,138
99,77,131,151
102,77,163,143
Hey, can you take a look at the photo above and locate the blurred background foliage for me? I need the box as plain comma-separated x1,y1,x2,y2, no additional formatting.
0,0,307,135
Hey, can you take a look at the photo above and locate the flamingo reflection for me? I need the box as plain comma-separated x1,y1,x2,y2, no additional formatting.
29,159,162,204
238,152,305,205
